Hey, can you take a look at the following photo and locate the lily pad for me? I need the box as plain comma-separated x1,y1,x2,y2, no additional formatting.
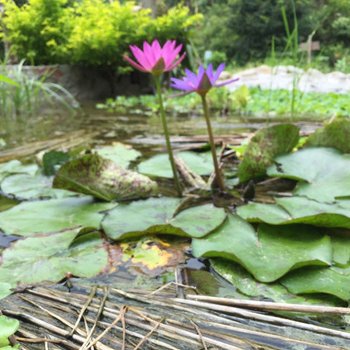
0,197,115,236
0,315,19,348
0,283,12,300
96,143,141,168
192,215,332,282
102,197,227,240
211,259,343,306
267,147,350,202
0,228,108,287
237,124,299,182
53,154,158,201
1,173,76,200
281,265,350,301
332,236,350,266
305,117,350,153
237,197,350,229
0,160,38,182
138,151,213,178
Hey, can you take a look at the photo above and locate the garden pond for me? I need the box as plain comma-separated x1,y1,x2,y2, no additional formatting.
1,106,350,349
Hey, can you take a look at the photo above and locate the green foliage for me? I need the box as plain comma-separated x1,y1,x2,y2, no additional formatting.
1,1,201,66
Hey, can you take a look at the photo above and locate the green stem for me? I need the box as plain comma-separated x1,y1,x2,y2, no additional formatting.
201,94,225,192
154,75,182,196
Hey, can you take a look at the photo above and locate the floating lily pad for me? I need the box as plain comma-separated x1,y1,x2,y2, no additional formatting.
0,228,108,287
1,173,76,200
0,283,12,300
0,160,38,182
96,143,141,168
332,236,350,266
237,197,350,229
237,124,299,182
0,197,115,236
211,259,343,306
281,265,350,301
102,197,227,240
192,215,332,282
138,151,213,178
305,117,350,153
53,154,158,201
0,315,19,348
267,147,350,202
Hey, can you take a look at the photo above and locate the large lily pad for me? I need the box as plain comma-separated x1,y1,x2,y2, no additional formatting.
281,265,350,301
211,259,343,306
0,160,38,182
267,147,350,202
237,124,299,182
305,117,350,153
0,197,115,236
102,197,227,240
53,154,158,201
237,197,350,229
0,283,12,300
1,173,76,200
96,143,141,168
0,228,108,287
332,236,350,266
138,151,213,178
192,215,332,282
0,316,19,349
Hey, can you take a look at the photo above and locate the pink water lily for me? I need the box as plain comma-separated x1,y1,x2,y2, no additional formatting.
124,39,186,75
171,64,239,96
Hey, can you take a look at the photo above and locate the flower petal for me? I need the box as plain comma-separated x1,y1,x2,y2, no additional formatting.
206,64,215,85
212,63,226,83
214,77,240,87
130,45,152,70
143,41,156,68
166,52,186,72
171,77,194,91
123,55,149,72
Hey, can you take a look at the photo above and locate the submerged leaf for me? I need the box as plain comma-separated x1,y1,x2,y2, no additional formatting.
138,151,213,178
267,147,350,202
237,197,350,229
305,117,350,153
0,228,108,287
237,124,299,182
192,215,332,282
53,154,158,201
0,197,115,236
102,197,227,240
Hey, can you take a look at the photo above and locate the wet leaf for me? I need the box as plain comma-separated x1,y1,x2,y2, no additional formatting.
96,142,141,168
53,154,158,201
0,160,38,182
305,117,350,153
138,151,213,178
267,147,350,202
281,265,350,301
0,197,115,236
192,215,332,282
0,196,18,213
237,197,350,229
211,259,343,306
102,197,227,240
0,228,108,287
0,315,19,348
332,236,350,266
1,173,76,200
237,124,299,182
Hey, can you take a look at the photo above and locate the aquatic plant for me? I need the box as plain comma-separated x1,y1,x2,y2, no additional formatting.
171,64,238,191
124,39,186,196
0,60,78,118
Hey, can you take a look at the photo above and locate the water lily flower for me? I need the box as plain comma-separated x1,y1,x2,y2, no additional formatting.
124,39,186,76
171,64,239,192
125,39,186,196
171,63,239,96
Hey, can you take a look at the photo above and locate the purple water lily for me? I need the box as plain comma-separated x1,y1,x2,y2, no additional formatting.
171,63,239,96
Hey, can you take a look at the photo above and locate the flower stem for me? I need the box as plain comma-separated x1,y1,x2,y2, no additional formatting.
201,94,225,192
154,76,182,196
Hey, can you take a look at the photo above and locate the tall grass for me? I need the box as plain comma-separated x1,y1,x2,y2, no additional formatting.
0,60,79,119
